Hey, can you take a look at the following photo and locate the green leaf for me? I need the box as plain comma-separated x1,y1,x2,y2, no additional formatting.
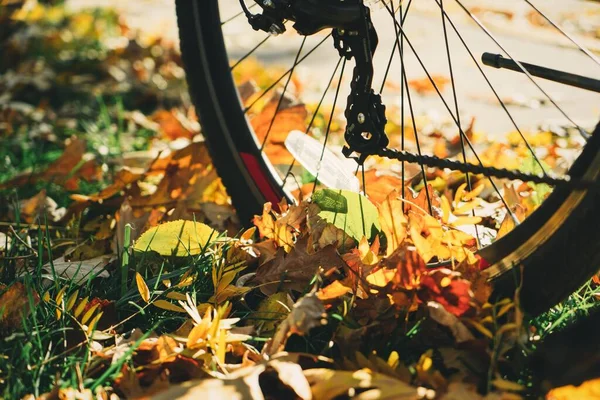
134,219,218,256
313,189,380,241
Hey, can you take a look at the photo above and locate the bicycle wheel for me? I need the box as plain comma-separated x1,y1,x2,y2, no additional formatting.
175,0,600,315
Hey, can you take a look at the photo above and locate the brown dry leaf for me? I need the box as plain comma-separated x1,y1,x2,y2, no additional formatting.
252,236,346,295
316,223,355,252
377,190,408,256
304,368,418,400
151,109,195,140
427,301,475,343
253,201,308,252
149,360,311,400
408,75,450,95
266,291,327,356
0,282,39,332
72,168,143,203
251,94,307,144
129,143,212,208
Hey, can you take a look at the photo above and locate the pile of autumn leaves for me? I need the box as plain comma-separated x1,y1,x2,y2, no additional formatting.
252,190,486,319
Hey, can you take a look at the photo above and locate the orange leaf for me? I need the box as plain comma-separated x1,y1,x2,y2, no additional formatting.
317,281,352,301
377,190,408,256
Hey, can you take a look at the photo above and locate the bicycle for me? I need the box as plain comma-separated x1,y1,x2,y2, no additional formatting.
174,0,600,315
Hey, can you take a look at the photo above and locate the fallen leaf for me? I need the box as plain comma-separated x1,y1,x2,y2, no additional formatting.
252,236,346,295
134,219,218,256
427,301,475,343
42,255,112,284
0,282,39,332
418,269,475,317
304,368,418,400
266,291,327,356
136,272,151,303
317,280,352,302
313,189,381,242
408,75,450,95
251,94,307,144
377,190,408,256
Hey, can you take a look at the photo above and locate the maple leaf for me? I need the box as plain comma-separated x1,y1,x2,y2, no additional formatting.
253,201,309,252
252,236,346,296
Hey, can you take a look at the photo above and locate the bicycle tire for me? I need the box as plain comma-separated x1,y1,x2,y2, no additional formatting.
175,0,600,315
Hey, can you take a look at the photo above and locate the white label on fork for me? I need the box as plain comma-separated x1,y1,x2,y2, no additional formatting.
285,130,360,192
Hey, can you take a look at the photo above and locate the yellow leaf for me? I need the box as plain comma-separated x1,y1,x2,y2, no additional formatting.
42,292,50,303
410,226,434,263
441,196,451,224
153,299,187,313
454,200,479,216
135,272,150,303
86,311,103,335
211,285,251,304
73,296,89,319
81,303,100,325
497,213,516,239
463,183,485,201
55,287,67,305
65,290,79,312
217,329,226,364
166,292,188,301
454,182,468,205
187,314,212,349
134,220,219,256
216,269,239,294
451,216,482,227
377,190,408,256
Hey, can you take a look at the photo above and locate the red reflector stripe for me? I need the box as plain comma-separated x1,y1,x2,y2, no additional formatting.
240,152,282,211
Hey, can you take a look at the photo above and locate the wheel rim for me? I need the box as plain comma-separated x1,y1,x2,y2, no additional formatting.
178,0,600,273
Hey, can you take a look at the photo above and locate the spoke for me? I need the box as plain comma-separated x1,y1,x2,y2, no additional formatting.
401,60,433,215
523,0,600,68
382,1,519,223
231,35,271,70
260,37,307,151
433,0,548,178
384,0,430,213
221,2,258,26
453,0,590,140
312,58,347,194
399,1,407,206
245,33,332,113
439,0,480,247
379,0,413,94
282,56,344,186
